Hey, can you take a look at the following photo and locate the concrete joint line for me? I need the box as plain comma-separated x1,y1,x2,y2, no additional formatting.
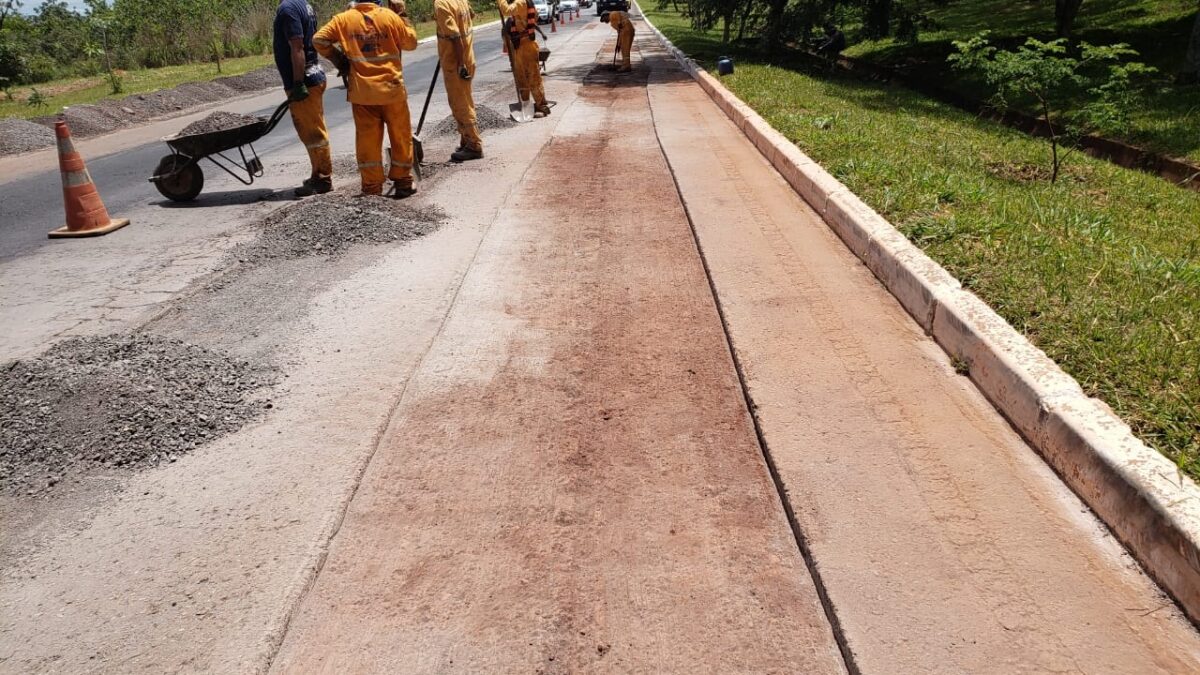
644,67,858,675
639,3,1200,626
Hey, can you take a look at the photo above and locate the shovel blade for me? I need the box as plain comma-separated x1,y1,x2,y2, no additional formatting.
509,102,532,123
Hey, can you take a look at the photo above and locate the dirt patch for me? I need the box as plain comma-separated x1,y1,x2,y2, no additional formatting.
0,335,275,496
984,160,1090,184
427,105,517,139
179,110,260,137
0,118,55,155
231,190,444,263
1,66,287,157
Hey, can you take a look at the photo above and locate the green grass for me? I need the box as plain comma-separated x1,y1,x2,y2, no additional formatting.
0,54,274,120
840,0,1200,162
645,7,1200,478
0,10,501,120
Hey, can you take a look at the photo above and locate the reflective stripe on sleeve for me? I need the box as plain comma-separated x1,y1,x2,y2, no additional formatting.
349,53,402,63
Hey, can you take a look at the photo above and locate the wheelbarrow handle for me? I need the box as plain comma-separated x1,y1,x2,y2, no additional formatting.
263,100,291,135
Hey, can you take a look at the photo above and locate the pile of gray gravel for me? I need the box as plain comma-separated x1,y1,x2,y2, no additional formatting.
0,335,275,496
1,65,287,157
179,110,260,137
0,118,55,155
232,192,443,263
428,105,516,138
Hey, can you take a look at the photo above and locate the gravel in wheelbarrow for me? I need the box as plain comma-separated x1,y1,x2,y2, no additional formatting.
167,110,270,158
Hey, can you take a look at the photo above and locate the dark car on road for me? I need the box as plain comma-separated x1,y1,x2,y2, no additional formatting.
595,0,629,15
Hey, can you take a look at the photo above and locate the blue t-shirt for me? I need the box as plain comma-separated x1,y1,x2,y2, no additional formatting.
273,0,326,89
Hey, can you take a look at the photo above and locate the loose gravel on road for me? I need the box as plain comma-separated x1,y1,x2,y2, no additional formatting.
0,118,56,155
0,334,275,496
428,105,516,138
178,111,260,137
232,191,444,263
1,66,285,157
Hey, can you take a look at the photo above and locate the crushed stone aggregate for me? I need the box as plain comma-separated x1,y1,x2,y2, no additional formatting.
427,105,516,138
0,335,276,496
178,110,261,137
231,191,444,263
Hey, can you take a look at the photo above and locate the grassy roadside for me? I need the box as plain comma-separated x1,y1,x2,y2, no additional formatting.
0,10,501,121
840,0,1200,163
643,8,1200,478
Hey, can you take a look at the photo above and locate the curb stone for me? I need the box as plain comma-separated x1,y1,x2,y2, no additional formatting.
638,4,1200,624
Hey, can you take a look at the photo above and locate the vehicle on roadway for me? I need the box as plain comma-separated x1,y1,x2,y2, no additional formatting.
595,0,628,15
533,0,553,23
559,0,579,14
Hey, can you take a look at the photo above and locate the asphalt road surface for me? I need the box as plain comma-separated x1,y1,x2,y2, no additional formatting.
0,15,589,260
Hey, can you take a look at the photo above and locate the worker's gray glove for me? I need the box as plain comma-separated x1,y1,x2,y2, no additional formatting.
289,82,310,102
458,65,471,80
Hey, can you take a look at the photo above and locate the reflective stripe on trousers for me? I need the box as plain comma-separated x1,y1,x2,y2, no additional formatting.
351,99,414,194
289,81,333,180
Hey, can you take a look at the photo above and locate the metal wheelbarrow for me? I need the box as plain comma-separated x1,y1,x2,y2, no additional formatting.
149,100,290,202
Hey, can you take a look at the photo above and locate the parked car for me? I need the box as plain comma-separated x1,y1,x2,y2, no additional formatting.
533,0,552,23
559,0,579,14
578,0,592,7
595,0,628,15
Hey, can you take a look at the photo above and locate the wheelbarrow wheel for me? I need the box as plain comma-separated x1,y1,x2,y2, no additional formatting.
153,154,203,202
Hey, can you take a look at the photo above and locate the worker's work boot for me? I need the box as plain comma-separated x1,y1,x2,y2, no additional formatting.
388,179,417,200
294,177,332,197
450,146,484,163
534,105,551,119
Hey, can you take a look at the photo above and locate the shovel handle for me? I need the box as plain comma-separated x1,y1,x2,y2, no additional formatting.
415,59,440,136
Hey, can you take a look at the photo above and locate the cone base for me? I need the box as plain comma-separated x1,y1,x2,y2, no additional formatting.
48,218,131,239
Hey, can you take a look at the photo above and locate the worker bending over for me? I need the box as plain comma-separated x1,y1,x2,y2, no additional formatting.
602,10,635,73
497,0,550,118
314,1,419,197
436,0,483,161
274,0,331,196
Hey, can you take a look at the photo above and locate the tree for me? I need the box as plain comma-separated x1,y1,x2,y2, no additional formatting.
1055,0,1084,39
0,0,20,32
1186,6,1200,80
950,33,1154,182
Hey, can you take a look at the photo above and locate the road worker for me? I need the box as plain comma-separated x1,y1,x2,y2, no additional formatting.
601,10,635,73
435,0,484,161
313,1,419,197
274,0,332,196
497,0,550,118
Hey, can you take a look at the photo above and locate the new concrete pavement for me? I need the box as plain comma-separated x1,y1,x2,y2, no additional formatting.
2,10,1199,674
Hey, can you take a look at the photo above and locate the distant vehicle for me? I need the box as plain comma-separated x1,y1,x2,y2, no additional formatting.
559,0,579,13
533,0,553,23
578,0,592,7
595,0,628,15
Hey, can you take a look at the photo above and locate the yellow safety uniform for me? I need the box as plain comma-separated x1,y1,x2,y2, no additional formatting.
314,2,419,194
497,0,548,112
435,0,482,151
608,10,635,71
288,81,332,181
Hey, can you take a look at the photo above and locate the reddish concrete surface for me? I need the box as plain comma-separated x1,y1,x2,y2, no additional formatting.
642,35,1200,675
268,48,846,673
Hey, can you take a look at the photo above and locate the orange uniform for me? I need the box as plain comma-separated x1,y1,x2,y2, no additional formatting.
607,10,634,71
435,0,482,152
314,2,419,194
497,0,549,114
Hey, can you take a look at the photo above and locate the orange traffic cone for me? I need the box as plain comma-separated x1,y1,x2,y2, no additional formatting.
568,8,573,21
559,11,564,25
48,118,129,238
550,15,556,32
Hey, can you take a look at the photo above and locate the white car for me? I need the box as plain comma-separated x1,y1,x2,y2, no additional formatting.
559,0,579,13
533,0,552,23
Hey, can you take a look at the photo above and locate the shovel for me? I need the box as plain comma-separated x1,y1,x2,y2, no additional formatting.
503,23,534,123
412,60,440,179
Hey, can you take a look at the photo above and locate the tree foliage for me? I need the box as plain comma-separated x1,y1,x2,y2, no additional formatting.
950,33,1154,182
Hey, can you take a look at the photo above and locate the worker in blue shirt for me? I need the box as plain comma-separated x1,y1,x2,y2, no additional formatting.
274,0,332,196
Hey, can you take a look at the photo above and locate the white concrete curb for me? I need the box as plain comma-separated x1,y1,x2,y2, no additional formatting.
639,6,1200,624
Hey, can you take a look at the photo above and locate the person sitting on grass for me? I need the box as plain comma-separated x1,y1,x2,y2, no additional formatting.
816,22,846,59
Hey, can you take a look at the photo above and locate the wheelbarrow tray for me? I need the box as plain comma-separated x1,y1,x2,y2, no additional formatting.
164,116,272,159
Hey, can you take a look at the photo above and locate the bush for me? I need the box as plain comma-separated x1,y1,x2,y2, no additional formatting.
0,38,30,85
